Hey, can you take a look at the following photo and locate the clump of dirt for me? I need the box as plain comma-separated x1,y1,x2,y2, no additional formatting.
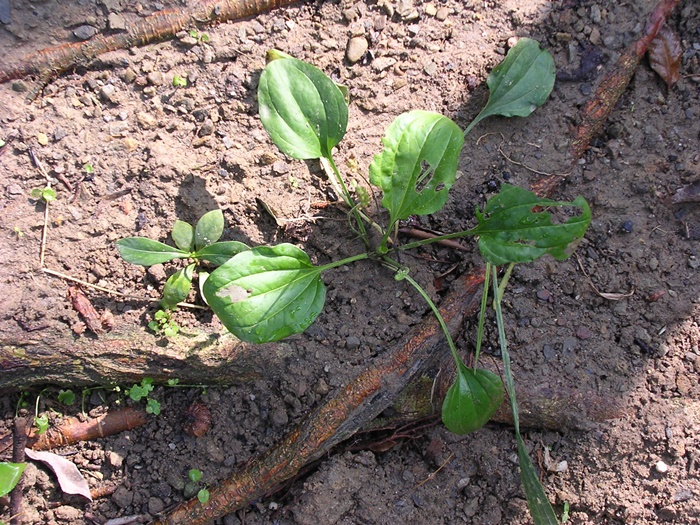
1,0,699,524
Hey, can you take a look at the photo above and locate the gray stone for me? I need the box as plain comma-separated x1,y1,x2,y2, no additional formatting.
108,12,126,31
73,25,98,40
148,497,165,514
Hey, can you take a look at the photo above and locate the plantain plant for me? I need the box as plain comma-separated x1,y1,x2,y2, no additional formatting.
118,39,588,524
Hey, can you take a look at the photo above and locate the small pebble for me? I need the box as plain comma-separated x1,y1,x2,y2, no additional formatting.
435,6,449,21
576,325,593,340
580,83,592,96
73,25,98,40
346,36,368,64
620,220,634,233
655,460,669,474
147,71,164,86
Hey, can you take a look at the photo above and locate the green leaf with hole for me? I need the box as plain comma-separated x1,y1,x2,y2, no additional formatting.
464,38,555,135
258,53,348,160
0,462,25,497
472,184,590,266
116,238,189,266
203,244,326,344
161,263,195,309
194,241,249,267
172,220,195,252
370,110,464,226
194,210,224,250
442,364,504,435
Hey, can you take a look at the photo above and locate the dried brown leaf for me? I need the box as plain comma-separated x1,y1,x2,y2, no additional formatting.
647,24,682,88
25,448,93,501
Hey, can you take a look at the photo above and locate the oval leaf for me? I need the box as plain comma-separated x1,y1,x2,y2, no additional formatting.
194,210,224,250
0,462,25,497
472,184,591,265
203,244,326,344
195,241,249,267
172,220,195,252
116,238,189,266
369,110,464,224
465,38,555,135
442,365,504,435
161,263,195,310
258,54,348,159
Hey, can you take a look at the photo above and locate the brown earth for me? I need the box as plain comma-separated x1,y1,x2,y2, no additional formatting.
1,0,699,524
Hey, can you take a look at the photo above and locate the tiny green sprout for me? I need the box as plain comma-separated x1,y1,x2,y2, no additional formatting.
57,389,76,406
30,186,57,203
167,378,180,386
146,398,161,415
149,309,180,337
34,414,49,435
173,75,187,88
83,163,94,174
126,377,154,402
197,488,210,504
188,469,203,483
562,501,570,523
0,138,6,148
13,227,24,238
189,29,210,44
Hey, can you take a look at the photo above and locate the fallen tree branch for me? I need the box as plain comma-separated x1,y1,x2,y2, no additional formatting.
0,0,301,92
569,0,679,159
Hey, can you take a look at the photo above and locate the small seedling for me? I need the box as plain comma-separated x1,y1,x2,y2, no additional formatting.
30,186,56,203
83,163,94,174
125,377,161,415
173,75,187,88
13,226,24,238
57,389,76,406
187,469,210,504
188,29,210,44
148,309,180,337
117,209,248,313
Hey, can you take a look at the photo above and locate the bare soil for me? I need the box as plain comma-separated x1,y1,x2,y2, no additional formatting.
1,0,699,524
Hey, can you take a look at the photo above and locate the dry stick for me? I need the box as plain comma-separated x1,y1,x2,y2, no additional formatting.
28,149,52,267
27,407,148,451
569,0,679,160
9,417,27,525
153,270,486,525
0,0,301,90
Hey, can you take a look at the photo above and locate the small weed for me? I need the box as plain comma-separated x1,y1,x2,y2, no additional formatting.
30,186,56,203
173,75,187,88
0,462,25,498
57,389,76,406
117,209,248,320
188,29,210,44
148,309,180,338
187,469,210,503
13,226,24,238
125,377,161,415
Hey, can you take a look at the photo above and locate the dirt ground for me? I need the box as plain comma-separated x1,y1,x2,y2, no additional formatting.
1,0,699,524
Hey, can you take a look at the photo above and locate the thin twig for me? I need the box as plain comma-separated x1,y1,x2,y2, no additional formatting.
416,452,454,487
40,268,207,309
29,149,52,267
9,417,27,525
476,132,570,178
574,253,635,300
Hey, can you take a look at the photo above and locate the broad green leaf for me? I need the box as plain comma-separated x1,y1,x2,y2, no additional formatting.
0,462,25,497
258,54,348,159
442,364,504,435
465,38,555,135
472,184,590,266
116,238,189,266
172,220,195,252
203,244,326,344
370,110,464,225
194,241,249,266
517,434,560,525
194,210,224,250
161,263,195,309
